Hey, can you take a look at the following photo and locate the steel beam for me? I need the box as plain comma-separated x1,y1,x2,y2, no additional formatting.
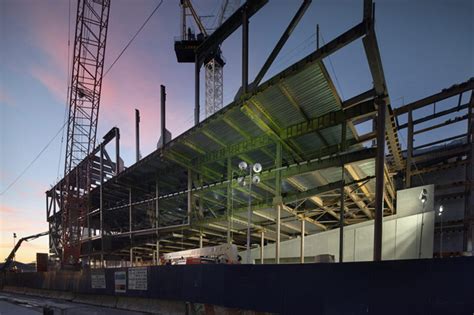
397,103,470,130
251,0,311,89
196,99,376,165
242,102,303,161
154,148,377,203
393,79,474,116
196,0,268,59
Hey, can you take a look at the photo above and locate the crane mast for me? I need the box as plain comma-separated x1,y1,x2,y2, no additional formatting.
175,0,239,119
62,0,110,265
204,0,239,118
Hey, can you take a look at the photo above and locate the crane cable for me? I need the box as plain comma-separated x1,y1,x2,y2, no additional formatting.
0,121,68,196
56,0,72,181
104,0,164,78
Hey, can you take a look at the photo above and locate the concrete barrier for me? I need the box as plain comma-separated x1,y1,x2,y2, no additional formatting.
73,293,117,308
115,296,185,314
2,285,25,294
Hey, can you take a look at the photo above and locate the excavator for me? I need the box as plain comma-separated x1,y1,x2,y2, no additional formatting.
0,231,49,272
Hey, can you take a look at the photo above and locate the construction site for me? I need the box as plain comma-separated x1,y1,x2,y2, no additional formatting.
0,0,473,314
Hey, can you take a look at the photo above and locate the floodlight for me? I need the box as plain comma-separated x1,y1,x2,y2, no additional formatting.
252,174,261,184
419,188,428,204
238,161,248,171
252,163,262,173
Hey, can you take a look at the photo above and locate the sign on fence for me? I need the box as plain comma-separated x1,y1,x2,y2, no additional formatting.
91,271,106,289
114,271,126,293
128,267,147,290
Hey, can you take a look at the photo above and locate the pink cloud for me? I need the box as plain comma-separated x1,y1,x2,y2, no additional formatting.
30,66,67,103
0,204,16,214
0,89,15,107
16,179,46,201
20,0,195,162
0,204,46,236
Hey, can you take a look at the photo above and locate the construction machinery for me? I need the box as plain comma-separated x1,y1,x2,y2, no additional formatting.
174,0,240,118
1,231,49,272
58,0,111,266
161,244,240,265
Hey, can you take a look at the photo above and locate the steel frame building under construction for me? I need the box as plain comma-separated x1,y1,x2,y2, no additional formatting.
45,0,473,267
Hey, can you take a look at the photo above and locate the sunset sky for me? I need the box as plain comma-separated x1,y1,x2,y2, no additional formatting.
0,0,472,263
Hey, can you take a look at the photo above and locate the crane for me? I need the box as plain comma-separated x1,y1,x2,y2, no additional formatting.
60,0,111,266
1,231,49,272
175,0,240,118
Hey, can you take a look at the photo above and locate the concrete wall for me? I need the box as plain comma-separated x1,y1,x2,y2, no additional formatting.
246,185,435,263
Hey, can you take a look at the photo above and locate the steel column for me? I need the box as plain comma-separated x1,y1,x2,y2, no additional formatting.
339,121,346,263
374,99,386,261
199,229,203,248
129,187,133,263
135,109,140,162
115,128,120,174
155,179,159,229
276,203,281,264
187,169,192,222
316,24,320,50
260,231,264,264
406,109,413,188
246,167,253,264
300,219,305,263
156,240,160,265
160,85,166,147
227,158,232,243
275,142,282,264
339,180,345,263
100,144,104,265
464,92,474,252
242,7,249,94
194,56,200,125
155,178,159,264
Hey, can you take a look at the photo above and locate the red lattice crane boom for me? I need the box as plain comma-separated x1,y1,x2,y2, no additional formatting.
62,0,110,265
